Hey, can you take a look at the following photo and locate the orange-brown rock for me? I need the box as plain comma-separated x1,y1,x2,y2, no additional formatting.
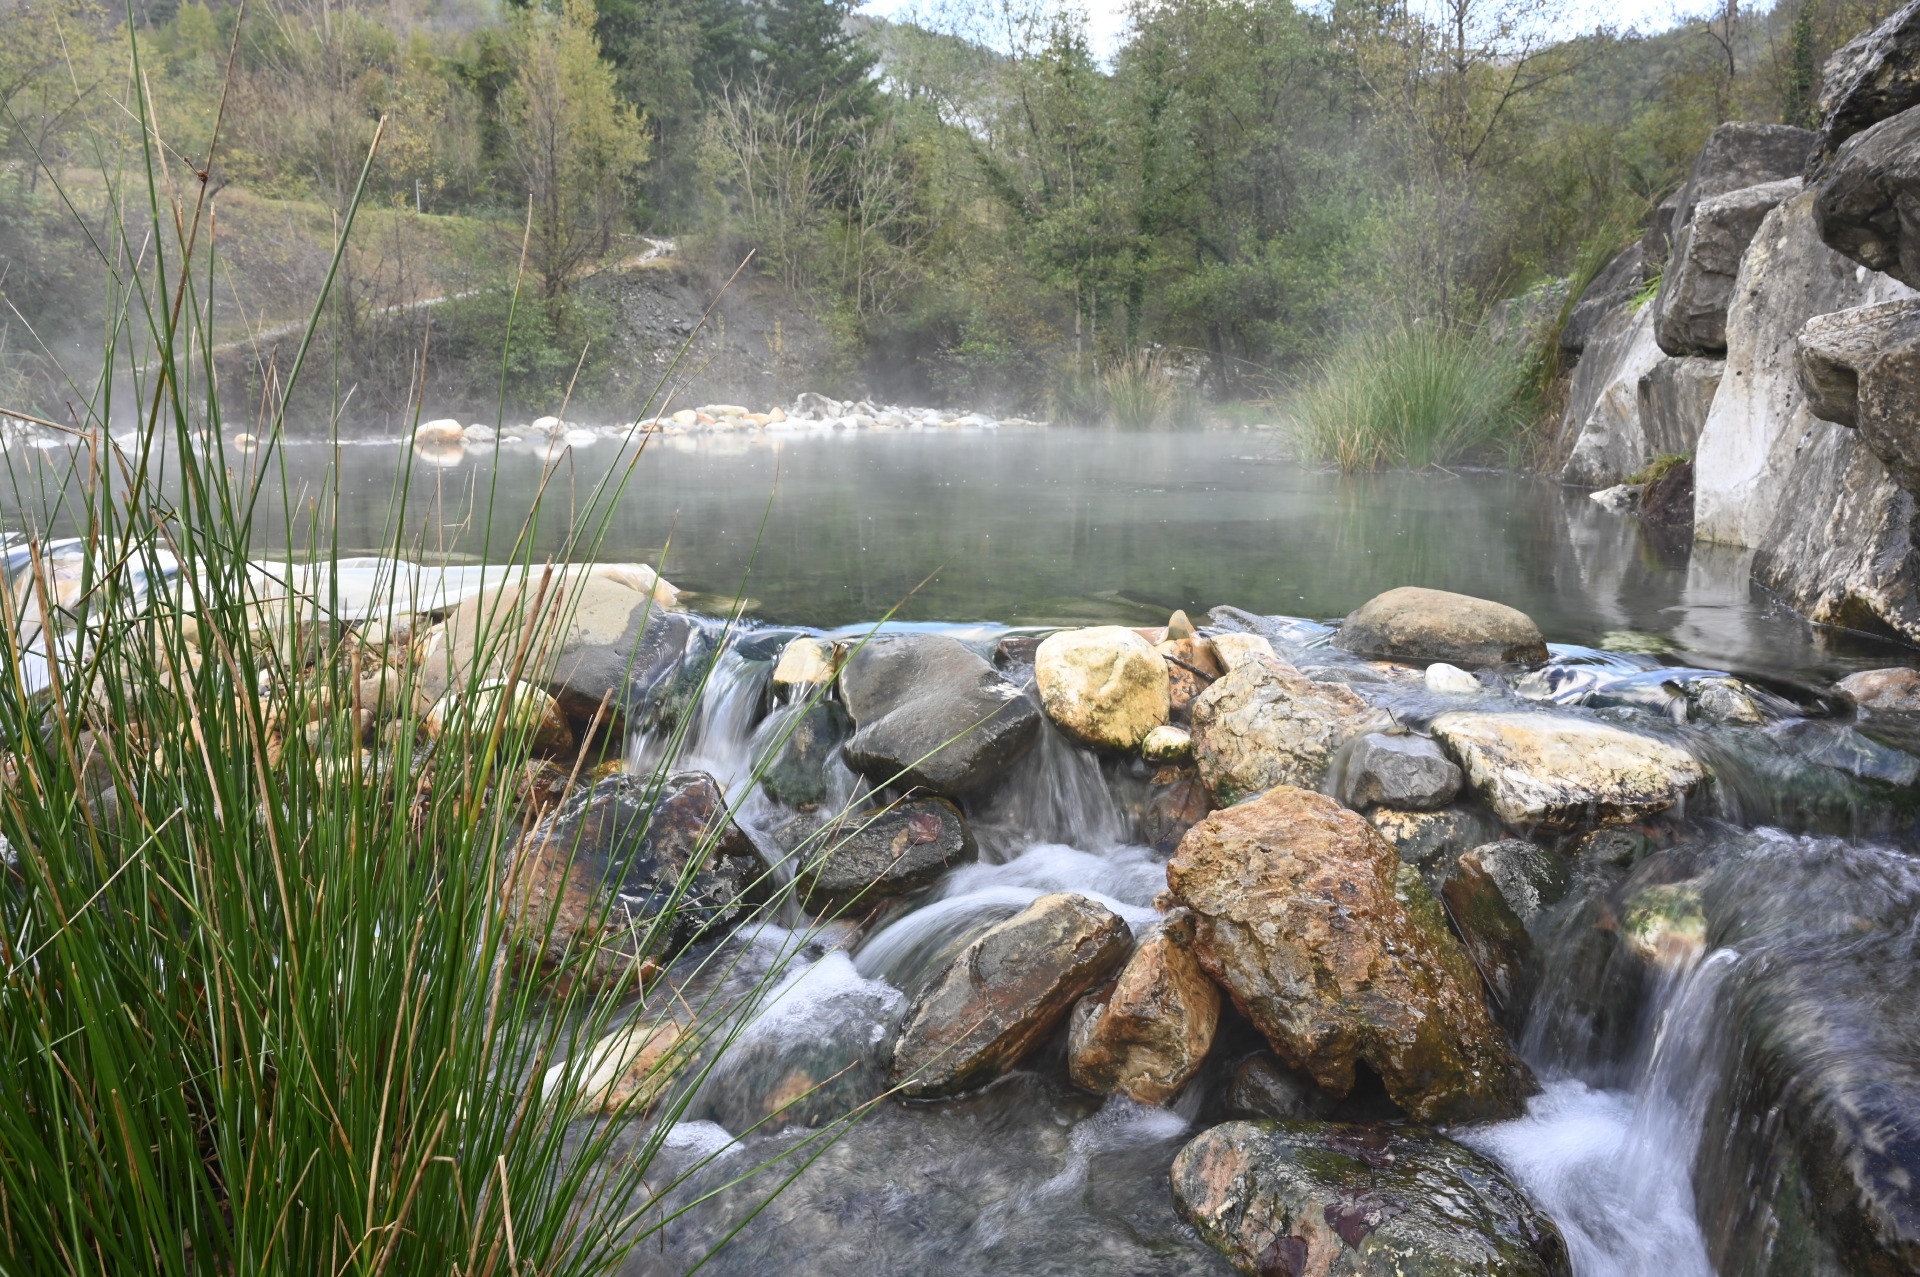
1166,786,1534,1123
1067,908,1222,1104
1158,635,1224,720
1190,654,1384,805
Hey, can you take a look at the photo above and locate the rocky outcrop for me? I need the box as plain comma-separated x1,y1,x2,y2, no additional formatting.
1813,106,1920,289
1034,626,1170,750
1171,1121,1572,1277
1561,244,1648,358
1654,178,1804,356
1637,356,1723,458
1814,0,1920,161
1430,711,1707,831
1439,841,1568,1014
1647,122,1815,272
1560,302,1668,486
1796,299,1920,492
1335,732,1463,812
1334,587,1548,668
1166,786,1533,1124
1067,909,1221,1105
839,635,1041,796
890,892,1131,1098
1189,654,1384,805
792,797,974,911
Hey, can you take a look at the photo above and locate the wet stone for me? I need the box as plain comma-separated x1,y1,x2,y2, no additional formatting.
1226,1053,1338,1121
791,796,974,913
839,635,1042,796
759,699,852,808
1067,908,1221,1105
1337,732,1464,811
1335,587,1549,669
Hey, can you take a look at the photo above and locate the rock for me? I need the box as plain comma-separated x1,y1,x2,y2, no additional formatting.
502,772,768,986
547,1014,690,1115
1226,1054,1336,1120
1034,626,1171,750
1641,190,1685,274
760,700,852,808
1460,839,1570,923
1424,662,1481,695
1140,724,1194,762
1637,356,1724,460
413,417,463,444
771,636,838,690
1639,458,1696,531
1159,636,1224,720
1666,122,1816,260
1654,178,1804,355
891,892,1131,1098
1368,805,1500,871
1190,654,1384,806
1067,909,1221,1104
1167,786,1533,1123
793,796,973,911
1815,0,1920,160
1837,665,1920,711
1440,841,1567,1013
1588,483,1642,513
1142,763,1213,854
1430,711,1708,831
838,635,1041,797
1209,632,1279,672
1336,732,1463,811
1171,1120,1572,1277
426,679,574,756
1812,105,1920,290
417,567,692,739
1335,587,1548,668
1558,301,1668,486
1561,243,1648,357
1617,879,1707,967
1795,300,1920,493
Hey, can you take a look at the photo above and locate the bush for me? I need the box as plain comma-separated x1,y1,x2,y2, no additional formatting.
1288,324,1531,471
1047,348,1194,429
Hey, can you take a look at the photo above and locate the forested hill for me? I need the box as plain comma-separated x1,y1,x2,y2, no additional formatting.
0,0,1904,422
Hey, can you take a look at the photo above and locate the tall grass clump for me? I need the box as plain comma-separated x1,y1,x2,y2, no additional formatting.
0,29,871,1277
1289,324,1530,471
1048,348,1193,428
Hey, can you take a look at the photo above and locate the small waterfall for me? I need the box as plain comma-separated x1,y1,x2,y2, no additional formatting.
965,722,1131,860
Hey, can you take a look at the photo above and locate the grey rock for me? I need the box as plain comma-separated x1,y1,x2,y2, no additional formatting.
1337,732,1463,811
1636,356,1724,458
1559,301,1667,486
1561,243,1648,357
1815,0,1920,161
1654,178,1804,355
1666,123,1816,261
760,699,851,808
1190,654,1384,806
1335,587,1548,668
1226,1053,1338,1120
1795,302,1920,495
1813,105,1920,288
1837,665,1920,711
1368,805,1502,872
791,797,974,912
838,635,1041,797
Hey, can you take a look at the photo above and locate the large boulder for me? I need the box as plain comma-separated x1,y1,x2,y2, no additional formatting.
1067,908,1221,1105
1560,243,1648,358
1813,105,1920,289
1438,841,1568,1015
890,892,1131,1098
1430,711,1707,831
502,772,768,986
1654,178,1804,356
1171,1121,1572,1277
1647,121,1815,271
1636,356,1723,461
838,635,1041,796
1334,587,1548,668
1335,732,1463,812
1559,301,1669,486
1166,786,1533,1123
1814,0,1920,162
1034,626,1171,750
1190,654,1384,806
1796,300,1920,496
790,797,973,912
1837,665,1920,711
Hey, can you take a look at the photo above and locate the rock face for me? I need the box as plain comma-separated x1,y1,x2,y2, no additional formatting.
891,892,1131,1098
1796,300,1920,494
1335,587,1548,668
1335,732,1463,812
1639,458,1696,532
1815,0,1920,161
1651,122,1816,270
1559,302,1669,486
1166,786,1533,1123
1034,626,1171,750
1439,841,1567,1014
1636,356,1724,459
1561,244,1648,357
793,797,973,911
1654,178,1804,355
839,635,1041,796
1190,655,1383,805
1067,909,1221,1105
1171,1121,1572,1277
1813,106,1920,290
1838,665,1920,711
1430,711,1708,831
503,772,767,985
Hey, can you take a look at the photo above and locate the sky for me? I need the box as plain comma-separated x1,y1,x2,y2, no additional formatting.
861,0,1701,62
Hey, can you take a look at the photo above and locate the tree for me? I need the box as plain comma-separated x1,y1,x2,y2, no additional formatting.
502,0,649,310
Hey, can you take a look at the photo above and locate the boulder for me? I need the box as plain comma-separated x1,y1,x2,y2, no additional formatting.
771,636,838,690
547,1014,691,1115
1034,626,1171,750
1654,178,1804,356
1815,0,1920,161
502,772,768,986
426,679,573,756
1430,711,1708,831
1837,665,1920,711
413,418,464,444
1171,1121,1572,1277
1559,301,1669,486
1209,631,1280,672
1067,909,1221,1105
1335,587,1548,668
1335,732,1463,812
1141,762,1213,854
1166,786,1533,1123
760,700,852,808
1661,122,1817,265
1439,841,1567,1014
839,635,1041,796
1636,356,1724,460
1813,105,1920,290
1560,243,1648,357
792,796,973,911
1226,1054,1337,1120
1190,654,1384,806
891,892,1131,1098
1795,299,1920,491
1368,805,1501,872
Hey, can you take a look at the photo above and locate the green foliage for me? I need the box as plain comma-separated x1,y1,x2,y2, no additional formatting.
1289,324,1531,471
1630,451,1691,483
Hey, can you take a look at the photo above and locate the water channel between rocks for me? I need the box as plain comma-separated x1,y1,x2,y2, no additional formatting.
11,426,1916,1276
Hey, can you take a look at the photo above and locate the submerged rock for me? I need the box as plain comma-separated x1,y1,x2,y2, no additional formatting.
1171,1120,1572,1277
1336,732,1463,812
1190,654,1383,806
891,892,1131,1098
839,635,1041,796
792,796,973,912
1034,625,1171,750
1430,711,1709,831
1166,786,1533,1124
1067,909,1221,1105
1334,587,1548,669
